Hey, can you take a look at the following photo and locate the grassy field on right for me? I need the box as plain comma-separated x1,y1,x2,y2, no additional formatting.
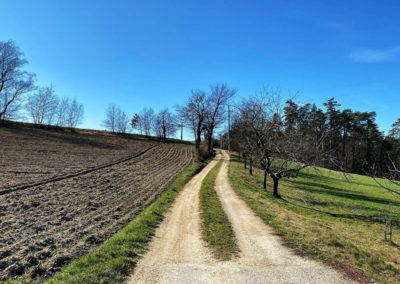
228,153,400,283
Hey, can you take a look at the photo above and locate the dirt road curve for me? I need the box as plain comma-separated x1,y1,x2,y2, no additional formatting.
127,151,353,284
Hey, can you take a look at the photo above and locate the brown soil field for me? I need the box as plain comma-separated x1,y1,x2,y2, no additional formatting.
0,125,194,281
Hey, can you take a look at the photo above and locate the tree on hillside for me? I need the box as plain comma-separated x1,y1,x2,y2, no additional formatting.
66,99,84,128
102,104,129,133
153,108,177,139
116,109,129,133
136,107,155,136
0,40,35,120
26,85,58,125
177,90,209,149
130,113,139,131
102,104,119,132
204,83,236,154
55,96,70,126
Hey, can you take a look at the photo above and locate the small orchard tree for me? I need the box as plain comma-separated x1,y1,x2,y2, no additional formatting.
234,88,332,197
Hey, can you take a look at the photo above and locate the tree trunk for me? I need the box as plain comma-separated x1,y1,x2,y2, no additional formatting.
207,133,213,154
342,129,346,170
195,128,202,149
244,157,247,169
249,158,253,175
263,169,268,189
270,173,280,197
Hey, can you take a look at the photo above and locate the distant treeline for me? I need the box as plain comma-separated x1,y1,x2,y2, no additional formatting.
227,94,400,181
283,98,400,176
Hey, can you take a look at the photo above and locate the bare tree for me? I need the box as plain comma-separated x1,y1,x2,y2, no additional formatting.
176,104,197,142
154,108,177,139
55,96,70,126
102,103,119,132
137,107,155,136
116,109,129,133
26,85,58,125
230,115,258,175
0,40,35,120
369,158,400,198
235,88,331,197
135,114,145,135
177,90,209,149
205,83,236,153
66,99,84,128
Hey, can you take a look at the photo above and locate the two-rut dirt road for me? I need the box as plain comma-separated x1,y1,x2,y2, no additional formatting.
127,151,353,284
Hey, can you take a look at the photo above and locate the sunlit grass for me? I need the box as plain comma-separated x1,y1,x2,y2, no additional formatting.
200,160,238,260
228,153,400,283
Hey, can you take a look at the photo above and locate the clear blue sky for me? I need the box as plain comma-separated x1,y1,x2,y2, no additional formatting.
1,0,399,136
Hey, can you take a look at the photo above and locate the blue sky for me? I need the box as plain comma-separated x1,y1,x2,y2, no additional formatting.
1,0,399,136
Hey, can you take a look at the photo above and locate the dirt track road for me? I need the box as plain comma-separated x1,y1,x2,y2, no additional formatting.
127,151,353,284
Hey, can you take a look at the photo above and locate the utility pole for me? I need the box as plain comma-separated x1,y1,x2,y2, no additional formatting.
180,124,183,140
228,104,231,152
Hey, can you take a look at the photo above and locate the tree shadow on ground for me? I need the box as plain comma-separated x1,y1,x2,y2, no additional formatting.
290,179,400,207
280,196,400,226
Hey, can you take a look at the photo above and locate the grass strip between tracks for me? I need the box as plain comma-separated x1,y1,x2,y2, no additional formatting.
199,160,239,260
38,158,210,284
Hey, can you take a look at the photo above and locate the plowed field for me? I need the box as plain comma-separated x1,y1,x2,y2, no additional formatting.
0,125,194,281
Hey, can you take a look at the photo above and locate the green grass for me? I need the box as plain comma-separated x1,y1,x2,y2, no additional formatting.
200,160,238,260
39,159,209,284
228,153,400,283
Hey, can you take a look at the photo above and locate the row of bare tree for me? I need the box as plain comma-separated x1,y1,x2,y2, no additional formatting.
225,89,400,198
26,86,84,128
0,40,84,128
225,88,332,197
102,83,236,153
176,83,236,152
102,104,178,139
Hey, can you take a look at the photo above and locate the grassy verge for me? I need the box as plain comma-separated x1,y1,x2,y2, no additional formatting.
228,153,400,283
199,160,238,260
37,159,209,284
